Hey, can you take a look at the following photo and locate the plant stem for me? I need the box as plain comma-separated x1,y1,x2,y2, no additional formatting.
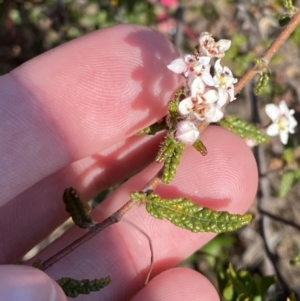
40,167,164,271
234,9,300,95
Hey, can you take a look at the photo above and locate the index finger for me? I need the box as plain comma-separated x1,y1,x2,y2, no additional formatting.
0,24,183,206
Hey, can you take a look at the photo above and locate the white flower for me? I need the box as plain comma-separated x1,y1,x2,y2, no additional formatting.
176,120,200,145
213,59,237,105
167,54,212,79
198,32,231,58
265,100,298,144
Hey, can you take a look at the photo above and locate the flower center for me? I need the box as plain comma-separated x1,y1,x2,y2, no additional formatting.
276,115,289,131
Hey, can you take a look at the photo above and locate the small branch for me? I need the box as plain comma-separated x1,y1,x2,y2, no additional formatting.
234,9,300,95
259,209,300,232
40,168,164,271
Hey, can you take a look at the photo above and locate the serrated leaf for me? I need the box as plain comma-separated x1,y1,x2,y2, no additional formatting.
136,119,167,135
156,133,185,184
193,139,208,156
56,276,111,298
279,170,296,197
63,187,93,228
219,116,268,145
145,193,252,233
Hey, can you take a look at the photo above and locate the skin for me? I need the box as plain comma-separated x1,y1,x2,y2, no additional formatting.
0,24,258,301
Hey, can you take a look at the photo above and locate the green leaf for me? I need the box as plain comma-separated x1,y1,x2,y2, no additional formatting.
145,193,252,233
156,133,185,184
193,139,208,156
254,72,269,95
223,283,234,300
56,276,111,298
218,115,268,145
136,119,167,135
63,187,93,228
279,170,296,197
282,0,296,12
130,191,147,200
168,86,185,124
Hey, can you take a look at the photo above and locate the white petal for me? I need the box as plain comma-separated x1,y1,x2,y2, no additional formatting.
167,58,187,75
266,123,279,136
184,54,197,63
187,74,196,88
198,56,211,65
265,104,280,122
214,59,222,73
279,100,289,115
217,39,231,52
217,88,228,107
198,32,214,46
227,86,236,102
201,72,215,86
178,97,193,115
223,66,234,78
205,105,224,122
279,130,289,144
176,121,200,145
203,89,218,104
288,116,298,133
191,77,205,97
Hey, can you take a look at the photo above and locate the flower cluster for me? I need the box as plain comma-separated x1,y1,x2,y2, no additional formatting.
265,100,297,144
167,32,237,145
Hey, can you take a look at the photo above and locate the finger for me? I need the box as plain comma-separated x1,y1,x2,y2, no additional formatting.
0,24,183,205
0,265,66,301
29,126,257,301
131,268,219,301
0,133,164,264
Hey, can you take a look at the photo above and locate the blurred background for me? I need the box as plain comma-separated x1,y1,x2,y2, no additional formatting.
1,0,300,300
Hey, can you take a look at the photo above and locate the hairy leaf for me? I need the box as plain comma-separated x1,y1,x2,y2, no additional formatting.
156,133,185,184
282,0,296,12
193,139,208,156
145,193,252,233
136,119,167,135
254,72,269,95
168,86,185,124
219,115,268,145
57,276,111,298
63,187,93,228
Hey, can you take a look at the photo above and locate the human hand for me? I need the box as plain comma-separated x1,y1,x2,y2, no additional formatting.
0,24,258,301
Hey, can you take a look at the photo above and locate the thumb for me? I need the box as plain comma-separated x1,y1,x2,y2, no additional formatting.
0,265,67,301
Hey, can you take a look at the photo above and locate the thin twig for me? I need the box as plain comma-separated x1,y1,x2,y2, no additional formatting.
41,167,164,271
259,209,300,232
234,9,300,95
